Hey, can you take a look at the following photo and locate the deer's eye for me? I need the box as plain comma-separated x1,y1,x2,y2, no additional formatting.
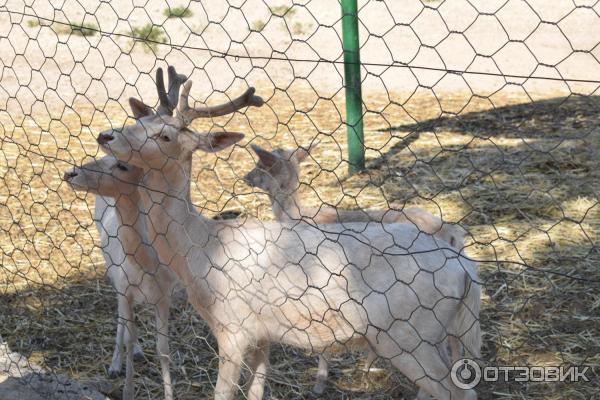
116,163,128,172
160,135,171,142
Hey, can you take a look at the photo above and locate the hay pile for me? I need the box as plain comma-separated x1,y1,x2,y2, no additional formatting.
0,89,598,399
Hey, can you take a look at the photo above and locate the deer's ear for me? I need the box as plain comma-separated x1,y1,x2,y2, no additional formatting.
293,148,310,163
251,144,278,167
129,98,155,119
294,140,320,163
179,129,244,153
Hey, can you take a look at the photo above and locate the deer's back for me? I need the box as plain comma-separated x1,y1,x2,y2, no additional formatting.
207,220,472,347
305,206,465,249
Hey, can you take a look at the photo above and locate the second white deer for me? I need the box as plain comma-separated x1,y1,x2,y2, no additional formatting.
64,155,178,400
244,142,469,393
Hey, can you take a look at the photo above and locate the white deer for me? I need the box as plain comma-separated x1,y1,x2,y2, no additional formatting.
244,142,468,394
95,78,481,400
64,156,177,400
243,142,467,247
63,66,188,400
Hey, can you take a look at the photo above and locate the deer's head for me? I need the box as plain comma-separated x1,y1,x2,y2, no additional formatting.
244,141,319,197
97,66,262,170
63,156,144,198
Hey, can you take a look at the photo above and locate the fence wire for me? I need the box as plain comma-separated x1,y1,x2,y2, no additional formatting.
0,1,599,399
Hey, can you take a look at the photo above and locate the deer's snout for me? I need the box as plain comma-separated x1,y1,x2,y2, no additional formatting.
63,170,78,181
97,132,115,145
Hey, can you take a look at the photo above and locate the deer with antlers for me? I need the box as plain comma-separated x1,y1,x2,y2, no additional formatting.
63,67,188,400
244,142,468,394
95,76,480,400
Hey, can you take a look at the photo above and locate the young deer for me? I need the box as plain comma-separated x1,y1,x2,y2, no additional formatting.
63,156,177,400
63,66,188,400
96,79,481,400
245,142,466,248
244,142,468,394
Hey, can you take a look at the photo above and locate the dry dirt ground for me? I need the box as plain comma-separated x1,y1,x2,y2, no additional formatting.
0,0,599,399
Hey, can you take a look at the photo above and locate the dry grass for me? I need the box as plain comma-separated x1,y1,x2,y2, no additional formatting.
0,88,598,399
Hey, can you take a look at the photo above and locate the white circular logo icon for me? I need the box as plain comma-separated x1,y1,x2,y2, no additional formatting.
451,358,481,389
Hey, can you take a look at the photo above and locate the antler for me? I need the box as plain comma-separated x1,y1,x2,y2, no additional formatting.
156,66,188,116
177,80,264,126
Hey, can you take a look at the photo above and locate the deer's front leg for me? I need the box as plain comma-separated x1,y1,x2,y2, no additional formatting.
214,335,247,400
155,297,173,400
108,298,125,378
122,297,136,400
246,341,270,400
313,354,329,394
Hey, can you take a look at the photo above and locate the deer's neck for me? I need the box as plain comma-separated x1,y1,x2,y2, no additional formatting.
114,192,161,272
181,156,194,211
114,193,143,242
271,189,302,222
138,158,217,326
141,158,195,211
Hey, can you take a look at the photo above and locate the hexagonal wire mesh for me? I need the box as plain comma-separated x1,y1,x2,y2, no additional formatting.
0,0,599,399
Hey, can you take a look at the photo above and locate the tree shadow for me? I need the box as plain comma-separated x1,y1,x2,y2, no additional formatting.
365,94,599,181
380,94,600,140
0,276,212,399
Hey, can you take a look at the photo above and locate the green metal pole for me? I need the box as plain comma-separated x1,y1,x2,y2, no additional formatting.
341,0,365,175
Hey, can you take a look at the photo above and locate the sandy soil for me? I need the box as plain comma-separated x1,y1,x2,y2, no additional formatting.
0,0,599,112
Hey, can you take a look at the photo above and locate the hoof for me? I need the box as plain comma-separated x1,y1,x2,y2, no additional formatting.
123,386,134,400
107,368,121,379
133,345,144,361
415,389,433,400
312,381,326,395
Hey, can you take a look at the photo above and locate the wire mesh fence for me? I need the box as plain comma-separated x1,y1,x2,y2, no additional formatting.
0,0,599,399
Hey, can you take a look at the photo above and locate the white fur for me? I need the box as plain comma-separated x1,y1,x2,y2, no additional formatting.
65,157,179,400
97,80,481,400
244,144,472,394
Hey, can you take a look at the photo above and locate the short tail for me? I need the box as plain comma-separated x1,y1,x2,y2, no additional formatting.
450,262,481,360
